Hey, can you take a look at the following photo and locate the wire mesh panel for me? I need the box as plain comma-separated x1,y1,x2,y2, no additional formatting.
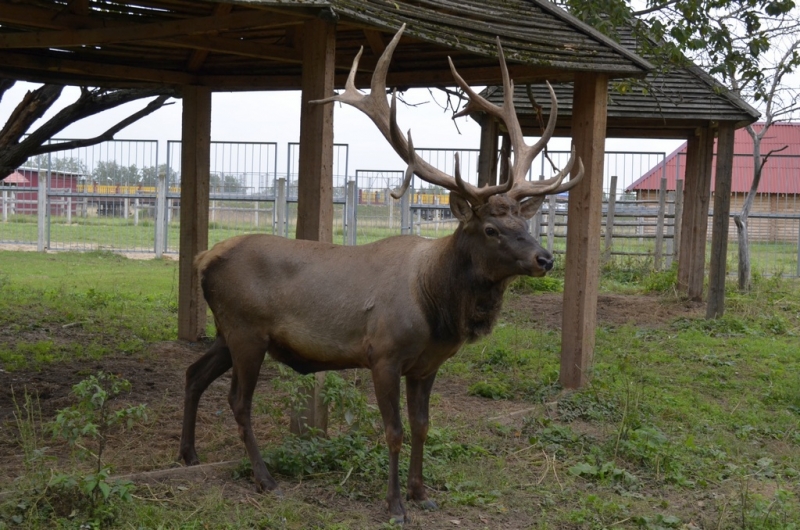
353,170,404,244
13,140,160,253
165,141,279,252
285,142,349,241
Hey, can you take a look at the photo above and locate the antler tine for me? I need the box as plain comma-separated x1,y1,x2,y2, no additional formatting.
508,145,585,201
309,46,365,107
390,128,416,199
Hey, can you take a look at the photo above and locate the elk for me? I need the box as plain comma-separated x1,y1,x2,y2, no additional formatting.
179,25,583,524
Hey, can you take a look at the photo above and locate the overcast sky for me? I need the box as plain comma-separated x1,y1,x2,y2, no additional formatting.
1,81,685,185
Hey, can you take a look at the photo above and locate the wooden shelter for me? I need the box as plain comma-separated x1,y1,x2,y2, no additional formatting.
477,30,760,329
0,0,656,395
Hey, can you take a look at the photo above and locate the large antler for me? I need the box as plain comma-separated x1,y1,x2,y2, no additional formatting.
312,25,583,204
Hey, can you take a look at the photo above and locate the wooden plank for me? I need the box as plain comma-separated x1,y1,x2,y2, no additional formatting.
177,85,211,342
560,73,608,390
0,50,196,86
673,175,684,264
706,123,735,318
0,9,288,49
477,117,498,187
292,17,336,435
186,3,233,72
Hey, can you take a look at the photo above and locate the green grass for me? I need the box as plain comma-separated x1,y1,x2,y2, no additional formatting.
1,252,800,528
0,251,179,371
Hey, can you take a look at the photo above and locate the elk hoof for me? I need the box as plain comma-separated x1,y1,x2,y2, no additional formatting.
178,449,199,466
417,499,438,511
388,514,407,526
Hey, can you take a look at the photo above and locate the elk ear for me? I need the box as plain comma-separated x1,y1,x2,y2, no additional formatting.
449,192,474,222
519,196,547,220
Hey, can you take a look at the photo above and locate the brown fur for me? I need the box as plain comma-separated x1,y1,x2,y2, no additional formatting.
179,193,553,522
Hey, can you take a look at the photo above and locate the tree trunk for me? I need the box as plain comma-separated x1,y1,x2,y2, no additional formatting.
734,214,750,291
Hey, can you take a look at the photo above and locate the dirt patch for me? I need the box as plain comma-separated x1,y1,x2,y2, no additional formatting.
504,292,704,329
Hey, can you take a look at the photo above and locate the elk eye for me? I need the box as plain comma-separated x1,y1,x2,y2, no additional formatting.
484,227,498,237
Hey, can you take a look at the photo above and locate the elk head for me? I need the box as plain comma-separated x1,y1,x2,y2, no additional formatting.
313,25,583,279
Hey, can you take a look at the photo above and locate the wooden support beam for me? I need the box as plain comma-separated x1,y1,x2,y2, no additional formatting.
363,29,386,57
0,9,288,49
186,3,233,72
477,117,499,187
560,73,608,390
677,127,714,301
292,17,336,434
706,124,735,318
177,86,211,342
0,50,196,86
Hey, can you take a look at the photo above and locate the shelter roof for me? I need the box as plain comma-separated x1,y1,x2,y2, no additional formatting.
0,0,651,90
627,123,800,194
1,171,30,185
478,24,759,138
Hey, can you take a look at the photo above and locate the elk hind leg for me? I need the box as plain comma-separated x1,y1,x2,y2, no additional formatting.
406,372,438,510
372,363,406,523
228,338,279,493
180,336,233,465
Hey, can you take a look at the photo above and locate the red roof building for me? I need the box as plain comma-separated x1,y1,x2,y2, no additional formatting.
627,122,800,194
627,123,800,243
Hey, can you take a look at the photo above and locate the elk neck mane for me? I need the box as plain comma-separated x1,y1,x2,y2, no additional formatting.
417,225,509,344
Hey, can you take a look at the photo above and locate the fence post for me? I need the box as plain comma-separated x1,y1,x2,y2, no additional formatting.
673,179,684,264
82,196,88,218
345,180,357,245
3,189,8,222
547,195,556,252
37,166,47,252
604,175,617,261
275,177,287,237
155,172,167,258
654,177,667,271
66,196,72,224
388,187,395,230
134,197,140,226
124,198,130,221
797,219,800,277
415,209,421,236
401,189,411,235
665,191,676,269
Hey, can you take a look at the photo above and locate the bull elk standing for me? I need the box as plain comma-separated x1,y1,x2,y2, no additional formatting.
179,25,582,524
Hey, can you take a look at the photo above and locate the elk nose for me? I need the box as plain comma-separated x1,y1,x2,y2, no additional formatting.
537,255,554,271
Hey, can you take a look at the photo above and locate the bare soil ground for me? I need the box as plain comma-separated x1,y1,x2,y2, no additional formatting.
0,292,704,528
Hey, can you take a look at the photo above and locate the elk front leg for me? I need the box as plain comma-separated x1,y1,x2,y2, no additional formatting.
180,336,233,465
372,364,406,523
228,339,280,493
406,372,438,510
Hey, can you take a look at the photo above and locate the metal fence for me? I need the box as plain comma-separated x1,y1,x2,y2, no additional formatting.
2,139,798,278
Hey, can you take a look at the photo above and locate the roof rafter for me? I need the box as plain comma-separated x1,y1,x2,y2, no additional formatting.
0,8,296,49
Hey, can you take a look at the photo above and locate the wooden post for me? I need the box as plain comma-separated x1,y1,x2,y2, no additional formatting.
177,85,211,341
654,177,667,271
547,194,556,252
478,117,499,187
707,123,735,319
665,191,675,269
275,177,287,237
155,171,167,257
677,127,714,301
401,187,411,235
603,175,617,262
345,180,357,245
291,17,336,436
2,190,7,222
673,179,684,264
498,132,511,184
560,73,608,389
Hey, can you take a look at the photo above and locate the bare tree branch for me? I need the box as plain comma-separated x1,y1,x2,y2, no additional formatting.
31,95,173,155
1,86,177,179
